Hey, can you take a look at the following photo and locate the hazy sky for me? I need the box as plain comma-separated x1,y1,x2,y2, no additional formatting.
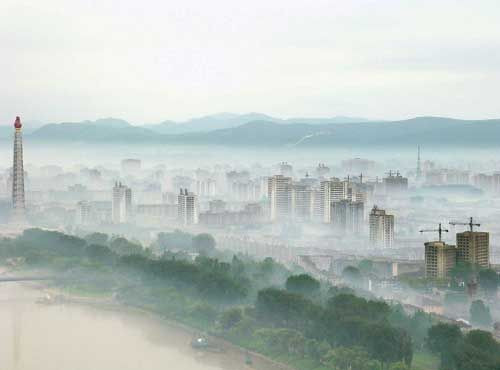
2,0,500,124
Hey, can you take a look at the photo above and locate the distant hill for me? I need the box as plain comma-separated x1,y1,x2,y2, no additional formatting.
162,116,500,147
144,113,277,134
22,115,500,148
284,116,371,125
143,113,369,134
30,118,156,142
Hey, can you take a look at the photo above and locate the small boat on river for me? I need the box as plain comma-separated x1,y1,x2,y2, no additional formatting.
190,334,224,353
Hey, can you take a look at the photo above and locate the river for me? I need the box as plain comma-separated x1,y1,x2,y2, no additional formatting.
0,283,284,370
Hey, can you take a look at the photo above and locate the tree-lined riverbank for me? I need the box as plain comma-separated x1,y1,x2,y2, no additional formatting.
3,229,495,369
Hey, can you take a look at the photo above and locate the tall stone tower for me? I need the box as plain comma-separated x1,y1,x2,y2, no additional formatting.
11,116,26,224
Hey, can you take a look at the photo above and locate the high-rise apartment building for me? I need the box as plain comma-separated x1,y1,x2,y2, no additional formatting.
383,171,408,194
369,206,394,248
178,188,198,225
445,170,470,185
316,163,330,178
279,162,293,177
75,201,112,225
331,200,364,233
230,180,261,202
76,200,92,225
268,175,292,221
320,180,332,223
121,159,141,175
292,183,312,221
331,200,348,231
11,116,26,224
320,178,365,223
209,199,226,213
341,158,375,173
472,173,500,194
456,231,489,268
425,241,457,278
331,180,349,202
311,187,323,222
348,201,364,234
112,182,132,223
195,178,217,198
226,171,250,186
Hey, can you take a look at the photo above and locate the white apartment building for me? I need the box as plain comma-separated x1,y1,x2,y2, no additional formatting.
369,205,394,248
112,182,132,224
178,188,198,225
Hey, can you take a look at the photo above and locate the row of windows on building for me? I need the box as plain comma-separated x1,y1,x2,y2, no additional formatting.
424,232,490,279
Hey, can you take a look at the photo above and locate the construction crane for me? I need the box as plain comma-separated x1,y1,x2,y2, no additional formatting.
420,223,449,242
449,217,480,232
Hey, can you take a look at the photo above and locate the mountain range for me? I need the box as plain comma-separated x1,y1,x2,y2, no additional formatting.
142,113,370,134
1,114,499,147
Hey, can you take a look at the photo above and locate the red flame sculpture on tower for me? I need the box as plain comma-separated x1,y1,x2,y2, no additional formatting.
14,116,22,129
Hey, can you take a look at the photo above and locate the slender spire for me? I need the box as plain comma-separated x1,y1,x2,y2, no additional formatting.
11,116,26,225
416,145,422,180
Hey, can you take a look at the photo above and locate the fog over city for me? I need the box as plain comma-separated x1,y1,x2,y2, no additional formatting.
2,1,500,370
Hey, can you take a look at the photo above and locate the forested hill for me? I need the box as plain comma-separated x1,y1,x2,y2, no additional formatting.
13,116,500,147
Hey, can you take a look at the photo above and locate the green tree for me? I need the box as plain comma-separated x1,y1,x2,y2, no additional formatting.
285,274,320,297
254,328,306,356
323,346,382,370
227,316,257,341
470,300,492,328
362,323,413,367
256,288,320,333
409,310,433,349
192,233,216,255
449,262,476,284
327,285,355,298
454,330,500,370
85,244,115,264
478,269,499,297
230,255,246,277
427,323,463,369
327,294,390,323
304,339,330,362
19,228,86,257
219,307,243,331
389,305,433,350
464,330,499,353
188,303,217,324
109,237,144,256
388,362,410,370
84,232,109,246
154,230,192,253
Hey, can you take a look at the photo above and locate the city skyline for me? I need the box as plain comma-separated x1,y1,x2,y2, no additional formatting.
3,1,500,369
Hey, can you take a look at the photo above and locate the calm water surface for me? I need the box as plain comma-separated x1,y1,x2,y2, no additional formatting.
0,283,276,370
